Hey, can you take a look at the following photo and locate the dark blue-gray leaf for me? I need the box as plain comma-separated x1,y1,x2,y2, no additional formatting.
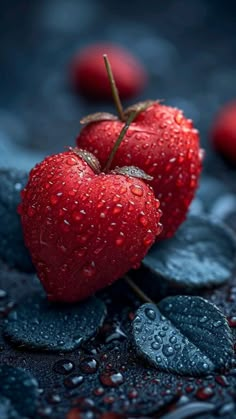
0,365,39,417
0,168,34,272
132,296,233,376
0,396,19,419
4,293,107,352
143,215,236,289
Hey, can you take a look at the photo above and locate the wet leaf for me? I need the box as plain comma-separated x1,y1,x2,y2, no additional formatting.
132,296,234,376
0,168,34,272
4,293,107,352
143,215,236,289
160,402,215,419
0,365,39,417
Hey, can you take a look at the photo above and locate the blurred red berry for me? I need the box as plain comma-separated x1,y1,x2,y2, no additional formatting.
211,101,236,163
70,43,147,100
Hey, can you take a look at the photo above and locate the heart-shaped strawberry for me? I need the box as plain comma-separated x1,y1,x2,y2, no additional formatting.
19,149,162,302
77,101,203,239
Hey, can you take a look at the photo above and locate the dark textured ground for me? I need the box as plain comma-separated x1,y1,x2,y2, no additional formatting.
1,0,236,417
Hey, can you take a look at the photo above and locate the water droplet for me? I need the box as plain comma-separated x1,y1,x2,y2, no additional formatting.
72,211,83,222
175,112,183,125
47,393,61,404
115,236,125,246
99,371,124,387
93,387,104,396
82,263,96,278
145,308,156,320
139,214,148,227
196,386,214,400
200,316,208,323
0,289,7,299
151,342,161,350
215,375,229,387
228,316,236,327
130,184,144,197
170,335,177,344
66,157,77,166
27,206,36,217
50,195,59,205
80,357,99,374
163,345,174,357
213,320,222,328
64,374,84,389
143,231,154,246
53,359,75,375
113,204,123,214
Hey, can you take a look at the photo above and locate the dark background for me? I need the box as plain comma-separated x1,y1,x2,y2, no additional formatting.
0,0,236,173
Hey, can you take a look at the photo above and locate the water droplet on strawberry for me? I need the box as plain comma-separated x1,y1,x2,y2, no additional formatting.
60,220,70,233
66,157,77,166
72,211,83,222
175,112,183,125
143,230,154,246
138,213,148,227
130,184,144,197
82,263,96,278
119,186,127,195
113,204,123,214
94,246,104,255
27,206,36,217
156,222,163,235
115,236,125,246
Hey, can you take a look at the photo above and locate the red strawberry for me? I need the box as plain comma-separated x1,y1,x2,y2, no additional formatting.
77,102,203,239
211,101,236,163
70,43,147,100
19,149,162,302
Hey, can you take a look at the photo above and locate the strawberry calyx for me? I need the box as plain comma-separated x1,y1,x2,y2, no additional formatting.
80,100,157,126
80,112,118,125
111,166,153,181
70,147,153,183
124,100,157,118
71,147,101,174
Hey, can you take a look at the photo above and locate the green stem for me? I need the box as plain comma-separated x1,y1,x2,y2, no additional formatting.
103,111,137,172
103,54,125,122
124,275,154,304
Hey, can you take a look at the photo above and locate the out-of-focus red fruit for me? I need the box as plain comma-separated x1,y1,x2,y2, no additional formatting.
70,43,147,100
211,101,236,163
